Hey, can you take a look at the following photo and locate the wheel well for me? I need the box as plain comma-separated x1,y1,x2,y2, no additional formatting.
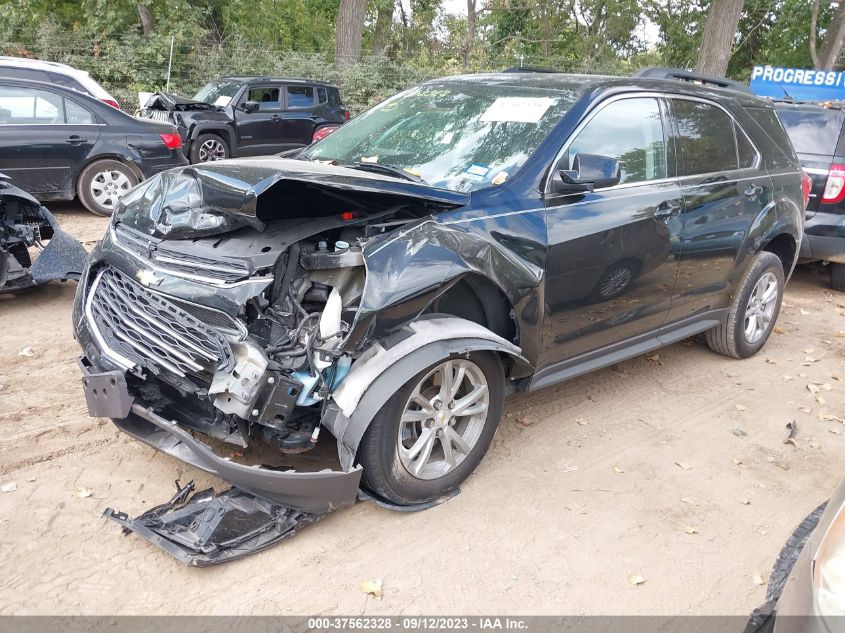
191,128,232,148
763,233,797,276
428,275,518,346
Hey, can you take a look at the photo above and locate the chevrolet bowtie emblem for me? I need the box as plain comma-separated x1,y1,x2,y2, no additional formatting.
136,269,163,286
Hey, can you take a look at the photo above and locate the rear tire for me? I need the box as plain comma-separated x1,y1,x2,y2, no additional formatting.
831,262,845,292
189,133,229,163
358,351,504,505
77,159,138,216
706,251,784,359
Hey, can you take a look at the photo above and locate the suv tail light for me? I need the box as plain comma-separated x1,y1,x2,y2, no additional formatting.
159,133,182,150
801,171,812,209
102,98,120,110
312,126,339,143
343,110,350,121
822,164,845,204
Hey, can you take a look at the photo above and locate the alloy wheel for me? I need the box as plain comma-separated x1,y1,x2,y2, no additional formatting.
744,271,778,344
198,138,226,161
397,359,490,480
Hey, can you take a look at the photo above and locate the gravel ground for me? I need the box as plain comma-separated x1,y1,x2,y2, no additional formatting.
1,202,844,615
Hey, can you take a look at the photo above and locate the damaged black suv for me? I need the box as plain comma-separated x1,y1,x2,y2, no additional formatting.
74,70,804,562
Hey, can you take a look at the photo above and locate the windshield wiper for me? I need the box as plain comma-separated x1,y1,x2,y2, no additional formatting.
350,162,427,184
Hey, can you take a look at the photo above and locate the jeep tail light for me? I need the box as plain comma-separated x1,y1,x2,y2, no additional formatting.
822,164,845,204
344,110,350,121
101,98,120,110
159,133,182,150
801,171,812,209
312,126,339,143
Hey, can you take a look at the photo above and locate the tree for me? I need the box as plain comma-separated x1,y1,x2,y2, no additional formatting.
812,0,845,69
334,0,367,68
137,3,154,35
696,0,744,76
463,0,477,67
372,0,395,54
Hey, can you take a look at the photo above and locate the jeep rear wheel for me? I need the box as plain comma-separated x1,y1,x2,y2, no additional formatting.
358,352,504,505
706,251,784,359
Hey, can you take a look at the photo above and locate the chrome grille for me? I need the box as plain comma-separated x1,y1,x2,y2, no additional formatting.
113,225,253,285
87,267,234,380
139,109,173,123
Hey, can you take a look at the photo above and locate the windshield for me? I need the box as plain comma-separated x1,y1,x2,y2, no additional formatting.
192,80,242,107
301,81,578,192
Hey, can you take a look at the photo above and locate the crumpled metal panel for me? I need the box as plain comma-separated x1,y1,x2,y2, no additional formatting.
112,158,470,240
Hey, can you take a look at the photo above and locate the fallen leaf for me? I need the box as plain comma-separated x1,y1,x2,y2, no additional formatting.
613,465,624,474
765,357,777,364
26,476,35,482
799,372,808,378
360,579,383,598
576,418,588,426
773,326,786,335
733,427,748,438
753,571,767,586
800,309,811,315
784,420,798,445
741,499,751,505
830,427,842,435
646,353,661,363
808,384,821,395
766,455,776,463
798,406,813,414
681,497,699,506
783,375,794,381
735,404,747,412
517,417,535,427
809,441,822,449
76,487,92,499
817,395,827,405
675,461,693,471
803,348,815,354
629,574,647,586
1,482,16,493
832,374,841,381
18,347,34,357
684,526,698,534
822,383,833,391
733,458,743,465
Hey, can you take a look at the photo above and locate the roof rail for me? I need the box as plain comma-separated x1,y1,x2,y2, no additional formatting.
501,66,558,74
636,67,752,94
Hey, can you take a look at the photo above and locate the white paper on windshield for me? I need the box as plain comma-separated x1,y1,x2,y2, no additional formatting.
214,96,232,107
481,97,556,123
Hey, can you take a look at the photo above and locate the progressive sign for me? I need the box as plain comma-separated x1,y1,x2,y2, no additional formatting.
750,65,845,100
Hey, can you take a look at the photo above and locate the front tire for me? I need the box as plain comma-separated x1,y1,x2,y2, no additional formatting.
358,352,505,505
189,133,229,163
77,160,138,216
706,251,784,359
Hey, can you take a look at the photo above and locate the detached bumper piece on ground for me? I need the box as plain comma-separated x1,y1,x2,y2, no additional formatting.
0,177,86,292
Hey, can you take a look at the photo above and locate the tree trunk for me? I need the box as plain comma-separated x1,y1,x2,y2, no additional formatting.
462,0,477,69
137,3,155,35
334,0,367,69
819,2,845,70
695,0,744,77
372,0,395,54
811,0,821,69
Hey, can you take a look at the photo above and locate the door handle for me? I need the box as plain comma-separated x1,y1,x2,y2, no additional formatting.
744,184,763,199
66,135,87,145
654,201,682,224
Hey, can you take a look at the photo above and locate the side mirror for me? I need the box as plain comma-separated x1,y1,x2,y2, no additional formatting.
242,101,260,114
553,153,621,193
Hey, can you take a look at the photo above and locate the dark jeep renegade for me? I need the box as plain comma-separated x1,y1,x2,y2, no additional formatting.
74,69,805,564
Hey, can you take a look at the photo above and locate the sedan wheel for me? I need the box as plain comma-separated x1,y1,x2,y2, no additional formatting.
90,169,132,212
743,271,778,344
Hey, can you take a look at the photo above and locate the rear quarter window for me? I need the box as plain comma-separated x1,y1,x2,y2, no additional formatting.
775,107,844,156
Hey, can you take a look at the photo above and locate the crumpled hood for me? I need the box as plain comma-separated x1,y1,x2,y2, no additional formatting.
145,91,218,111
113,158,471,239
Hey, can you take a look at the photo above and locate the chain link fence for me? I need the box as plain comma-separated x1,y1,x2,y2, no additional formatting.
1,33,634,114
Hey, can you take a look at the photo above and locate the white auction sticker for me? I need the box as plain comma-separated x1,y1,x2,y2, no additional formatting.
481,97,556,123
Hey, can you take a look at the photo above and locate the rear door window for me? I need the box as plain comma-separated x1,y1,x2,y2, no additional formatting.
670,99,738,176
566,97,667,185
317,87,328,104
64,98,93,124
775,107,845,156
286,85,315,109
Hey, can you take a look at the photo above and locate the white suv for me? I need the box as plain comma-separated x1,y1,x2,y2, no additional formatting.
0,56,120,109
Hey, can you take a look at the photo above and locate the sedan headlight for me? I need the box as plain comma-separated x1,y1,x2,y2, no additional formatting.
814,503,845,616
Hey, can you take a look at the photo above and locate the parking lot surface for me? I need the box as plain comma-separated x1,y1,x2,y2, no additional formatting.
1,203,844,615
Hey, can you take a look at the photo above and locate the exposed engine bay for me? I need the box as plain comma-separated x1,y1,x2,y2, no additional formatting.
0,176,87,293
